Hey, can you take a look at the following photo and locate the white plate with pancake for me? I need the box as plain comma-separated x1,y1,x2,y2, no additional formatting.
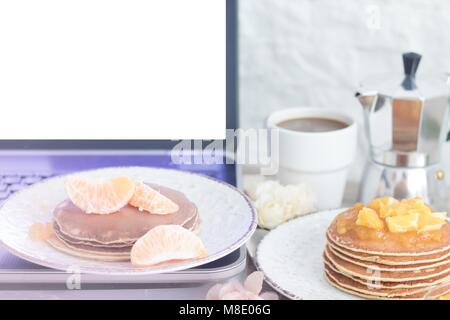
0,167,257,275
256,208,450,300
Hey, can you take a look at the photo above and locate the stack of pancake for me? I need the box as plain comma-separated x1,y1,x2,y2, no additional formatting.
324,206,450,300
48,184,199,261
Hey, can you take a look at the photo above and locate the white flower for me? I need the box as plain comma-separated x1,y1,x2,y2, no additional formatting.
206,271,278,300
254,180,316,229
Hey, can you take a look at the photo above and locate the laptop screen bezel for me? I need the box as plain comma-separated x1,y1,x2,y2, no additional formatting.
0,0,237,150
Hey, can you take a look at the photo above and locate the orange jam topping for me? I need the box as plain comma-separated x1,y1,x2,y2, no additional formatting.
337,197,447,248
29,222,53,241
355,207,384,230
439,294,450,300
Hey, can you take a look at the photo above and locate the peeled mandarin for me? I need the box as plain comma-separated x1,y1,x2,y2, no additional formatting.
65,175,135,214
386,212,419,233
418,213,446,234
408,206,432,216
379,202,409,218
356,207,384,230
401,197,425,208
129,182,179,215
131,225,208,268
368,197,397,213
429,211,447,219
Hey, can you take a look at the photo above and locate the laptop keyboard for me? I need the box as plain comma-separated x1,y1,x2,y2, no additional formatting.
0,173,55,203
0,169,232,205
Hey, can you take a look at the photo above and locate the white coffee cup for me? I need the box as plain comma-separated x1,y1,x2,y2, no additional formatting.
266,107,357,210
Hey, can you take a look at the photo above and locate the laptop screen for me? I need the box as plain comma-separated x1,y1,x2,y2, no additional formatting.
0,0,236,149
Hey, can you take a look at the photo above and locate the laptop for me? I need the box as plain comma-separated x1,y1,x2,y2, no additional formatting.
0,0,244,286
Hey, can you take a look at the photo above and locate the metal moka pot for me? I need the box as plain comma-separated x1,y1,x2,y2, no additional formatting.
356,52,450,209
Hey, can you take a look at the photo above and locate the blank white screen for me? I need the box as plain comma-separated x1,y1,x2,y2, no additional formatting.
0,0,226,139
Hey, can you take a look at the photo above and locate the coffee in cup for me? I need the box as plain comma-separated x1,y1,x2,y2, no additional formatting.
267,108,357,210
276,117,349,133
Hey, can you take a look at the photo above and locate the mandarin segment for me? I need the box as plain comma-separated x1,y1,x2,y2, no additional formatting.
400,197,425,208
429,211,447,219
408,206,432,216
65,175,135,214
385,212,420,233
356,207,384,230
368,197,397,213
379,202,409,218
130,225,208,267
129,182,179,215
418,213,446,234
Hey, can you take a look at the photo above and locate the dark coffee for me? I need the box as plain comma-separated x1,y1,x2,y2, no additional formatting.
277,117,348,133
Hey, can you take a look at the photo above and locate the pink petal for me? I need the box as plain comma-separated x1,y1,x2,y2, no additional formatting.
244,271,264,295
222,291,249,300
260,291,279,300
245,291,264,300
206,283,223,300
218,281,245,299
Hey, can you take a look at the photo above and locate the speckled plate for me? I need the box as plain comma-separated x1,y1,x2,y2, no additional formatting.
256,209,359,300
0,167,257,275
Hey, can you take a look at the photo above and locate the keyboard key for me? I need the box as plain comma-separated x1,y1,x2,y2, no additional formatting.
22,176,42,185
38,174,54,180
0,191,10,199
2,175,21,184
0,172,57,201
8,184,25,192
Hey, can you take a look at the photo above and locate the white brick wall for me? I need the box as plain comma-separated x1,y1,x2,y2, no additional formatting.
239,0,450,181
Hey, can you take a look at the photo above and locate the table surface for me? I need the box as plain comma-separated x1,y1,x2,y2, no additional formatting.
0,178,358,300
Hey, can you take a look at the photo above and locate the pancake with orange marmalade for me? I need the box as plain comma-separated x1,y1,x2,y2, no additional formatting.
327,204,450,257
323,197,450,299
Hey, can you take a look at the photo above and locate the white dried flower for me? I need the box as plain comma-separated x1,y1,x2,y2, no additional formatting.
254,180,316,229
